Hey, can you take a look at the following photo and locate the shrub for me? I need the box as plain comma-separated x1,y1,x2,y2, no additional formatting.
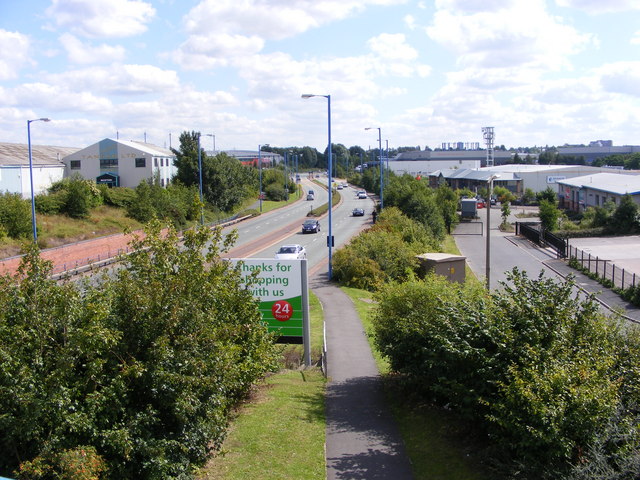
0,222,278,478
0,193,33,239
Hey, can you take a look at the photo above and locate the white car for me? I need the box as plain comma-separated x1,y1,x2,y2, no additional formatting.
275,244,307,260
357,191,367,199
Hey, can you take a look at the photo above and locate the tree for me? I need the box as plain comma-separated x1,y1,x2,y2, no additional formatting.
501,201,511,226
610,194,639,233
539,199,560,231
435,183,459,234
537,186,558,204
521,188,536,205
0,223,278,478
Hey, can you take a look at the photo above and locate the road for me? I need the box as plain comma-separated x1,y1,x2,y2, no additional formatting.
225,178,375,275
454,206,560,290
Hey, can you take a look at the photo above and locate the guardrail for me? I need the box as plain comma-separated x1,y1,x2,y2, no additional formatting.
48,214,253,280
568,245,639,290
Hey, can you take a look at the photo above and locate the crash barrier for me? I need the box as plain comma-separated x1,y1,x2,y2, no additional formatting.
0,215,253,280
568,245,639,291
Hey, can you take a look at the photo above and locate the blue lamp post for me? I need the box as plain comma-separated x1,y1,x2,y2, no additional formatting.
365,126,383,210
27,117,51,243
197,133,204,225
258,145,263,212
302,93,333,279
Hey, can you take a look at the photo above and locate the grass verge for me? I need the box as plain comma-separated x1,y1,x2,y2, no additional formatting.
197,290,326,479
341,282,493,480
197,368,326,480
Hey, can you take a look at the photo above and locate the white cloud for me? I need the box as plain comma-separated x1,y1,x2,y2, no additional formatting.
3,82,114,114
426,0,594,70
368,33,418,62
554,0,640,14
598,61,640,97
0,29,33,80
45,0,156,38
59,33,126,64
632,31,640,44
49,65,180,95
173,0,407,69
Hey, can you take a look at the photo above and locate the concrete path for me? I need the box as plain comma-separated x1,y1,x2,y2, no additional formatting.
310,273,414,480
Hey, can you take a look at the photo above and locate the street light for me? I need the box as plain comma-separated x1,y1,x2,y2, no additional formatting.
365,127,383,210
302,93,333,279
258,145,264,213
486,174,500,290
197,133,204,225
27,117,51,243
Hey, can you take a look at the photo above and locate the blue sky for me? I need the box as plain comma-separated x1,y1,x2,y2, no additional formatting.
2,0,640,152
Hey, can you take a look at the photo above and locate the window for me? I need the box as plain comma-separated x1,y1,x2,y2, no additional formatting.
154,158,158,167
100,158,118,168
70,160,81,170
135,157,146,168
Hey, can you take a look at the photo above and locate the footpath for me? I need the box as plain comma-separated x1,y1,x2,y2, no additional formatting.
311,271,414,480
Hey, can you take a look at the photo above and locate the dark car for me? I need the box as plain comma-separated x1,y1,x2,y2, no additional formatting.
352,208,365,217
302,219,321,233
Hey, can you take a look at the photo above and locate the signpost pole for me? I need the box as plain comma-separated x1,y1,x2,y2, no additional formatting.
301,259,311,366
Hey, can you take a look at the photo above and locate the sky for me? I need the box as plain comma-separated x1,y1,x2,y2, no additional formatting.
2,0,640,153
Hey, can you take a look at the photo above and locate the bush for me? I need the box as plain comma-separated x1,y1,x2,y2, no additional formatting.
99,185,136,208
0,222,278,478
373,268,640,479
0,193,33,239
35,191,66,215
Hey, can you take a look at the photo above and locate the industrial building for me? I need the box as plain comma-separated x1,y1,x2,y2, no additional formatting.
61,138,176,188
557,172,640,212
0,142,79,198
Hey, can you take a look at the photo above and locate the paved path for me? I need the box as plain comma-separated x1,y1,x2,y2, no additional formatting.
311,273,414,480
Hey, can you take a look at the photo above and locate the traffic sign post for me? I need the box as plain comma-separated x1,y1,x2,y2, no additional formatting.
230,258,311,366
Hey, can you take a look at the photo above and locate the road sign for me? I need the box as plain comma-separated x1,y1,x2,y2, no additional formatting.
230,258,311,364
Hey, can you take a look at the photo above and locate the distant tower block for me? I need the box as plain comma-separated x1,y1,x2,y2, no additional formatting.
482,126,494,167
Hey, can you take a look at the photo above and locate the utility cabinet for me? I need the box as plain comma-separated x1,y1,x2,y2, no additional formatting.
416,253,466,284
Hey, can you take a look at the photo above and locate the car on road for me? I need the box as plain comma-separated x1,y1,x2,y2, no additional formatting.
357,191,367,199
352,208,365,217
275,244,307,260
477,199,485,208
301,219,321,233
337,184,343,190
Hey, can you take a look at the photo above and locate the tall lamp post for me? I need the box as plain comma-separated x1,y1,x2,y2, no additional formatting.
485,174,500,290
258,145,263,212
365,127,383,210
27,117,51,242
302,93,333,279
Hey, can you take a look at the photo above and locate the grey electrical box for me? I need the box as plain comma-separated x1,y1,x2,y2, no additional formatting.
416,253,466,284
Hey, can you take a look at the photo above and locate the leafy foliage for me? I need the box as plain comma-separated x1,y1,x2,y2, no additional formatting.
0,222,278,479
372,268,640,479
539,199,560,231
332,207,439,290
0,192,32,238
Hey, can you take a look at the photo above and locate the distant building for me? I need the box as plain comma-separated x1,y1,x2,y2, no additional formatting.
389,149,513,177
428,168,522,197
223,149,283,167
482,164,635,194
62,138,176,188
0,142,79,198
557,172,640,212
557,143,640,164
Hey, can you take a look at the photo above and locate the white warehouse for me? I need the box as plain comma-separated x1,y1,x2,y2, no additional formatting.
0,142,79,198
62,138,176,188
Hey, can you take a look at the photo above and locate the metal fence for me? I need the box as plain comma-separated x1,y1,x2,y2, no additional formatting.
568,245,639,290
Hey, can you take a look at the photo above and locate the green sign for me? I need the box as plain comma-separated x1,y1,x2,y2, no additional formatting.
232,259,309,346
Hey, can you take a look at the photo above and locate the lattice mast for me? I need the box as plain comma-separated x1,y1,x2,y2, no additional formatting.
482,126,494,167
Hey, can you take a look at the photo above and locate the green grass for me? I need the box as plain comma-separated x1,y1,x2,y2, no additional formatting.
340,282,493,480
197,290,327,480
197,369,326,480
